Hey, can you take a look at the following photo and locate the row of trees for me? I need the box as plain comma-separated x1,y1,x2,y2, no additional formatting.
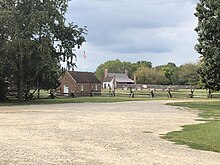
0,0,86,101
95,60,200,86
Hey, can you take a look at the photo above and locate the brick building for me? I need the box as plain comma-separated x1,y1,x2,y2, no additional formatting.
58,71,101,97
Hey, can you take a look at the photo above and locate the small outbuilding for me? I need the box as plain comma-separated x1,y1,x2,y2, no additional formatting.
58,71,101,97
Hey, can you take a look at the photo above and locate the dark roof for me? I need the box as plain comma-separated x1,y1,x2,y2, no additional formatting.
68,71,101,83
103,76,113,82
104,73,134,83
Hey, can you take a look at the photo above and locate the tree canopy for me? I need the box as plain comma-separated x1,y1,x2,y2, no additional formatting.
0,0,86,101
95,59,133,80
95,59,200,86
134,66,168,84
195,0,220,91
155,63,179,85
178,63,200,86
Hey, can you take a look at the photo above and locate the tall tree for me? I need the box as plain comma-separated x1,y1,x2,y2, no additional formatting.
155,62,179,85
178,63,200,86
134,66,168,84
195,0,220,92
135,61,152,68
0,0,86,101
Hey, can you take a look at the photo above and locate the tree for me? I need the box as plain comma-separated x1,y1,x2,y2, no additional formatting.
134,66,168,84
134,61,152,69
178,63,200,86
95,60,152,81
195,0,220,92
155,62,179,85
0,0,86,101
95,59,133,80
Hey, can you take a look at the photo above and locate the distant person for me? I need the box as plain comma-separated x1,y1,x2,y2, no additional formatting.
189,88,194,98
129,87,134,98
150,89,154,98
167,87,172,98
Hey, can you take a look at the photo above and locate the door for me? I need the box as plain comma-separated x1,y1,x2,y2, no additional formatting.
64,85,69,93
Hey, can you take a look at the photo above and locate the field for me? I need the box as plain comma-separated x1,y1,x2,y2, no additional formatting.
3,88,220,106
165,101,220,153
100,88,211,99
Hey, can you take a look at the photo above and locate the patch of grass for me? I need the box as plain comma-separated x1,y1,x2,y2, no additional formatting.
165,101,220,153
166,121,220,152
0,96,150,106
167,101,220,119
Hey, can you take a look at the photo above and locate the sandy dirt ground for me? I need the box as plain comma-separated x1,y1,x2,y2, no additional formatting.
0,100,219,165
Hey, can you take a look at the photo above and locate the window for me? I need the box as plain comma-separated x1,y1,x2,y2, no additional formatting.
95,84,98,91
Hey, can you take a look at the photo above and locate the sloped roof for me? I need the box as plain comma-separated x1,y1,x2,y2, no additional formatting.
103,76,113,82
68,71,101,83
104,73,134,83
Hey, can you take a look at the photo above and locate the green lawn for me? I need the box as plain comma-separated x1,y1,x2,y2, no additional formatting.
0,96,150,106
165,101,220,153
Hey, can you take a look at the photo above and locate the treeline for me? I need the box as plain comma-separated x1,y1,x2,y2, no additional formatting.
95,59,200,86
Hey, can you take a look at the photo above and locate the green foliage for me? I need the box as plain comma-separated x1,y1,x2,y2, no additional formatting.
134,66,168,84
178,63,200,86
155,62,179,85
133,61,152,71
0,0,86,101
95,60,153,80
95,59,134,80
195,0,220,91
96,60,201,85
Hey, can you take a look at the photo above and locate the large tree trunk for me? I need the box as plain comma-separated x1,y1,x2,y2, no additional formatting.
0,78,7,101
37,88,40,99
37,80,40,99
17,60,24,101
207,88,212,98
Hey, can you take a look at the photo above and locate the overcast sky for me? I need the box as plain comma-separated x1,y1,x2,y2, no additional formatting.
66,0,199,71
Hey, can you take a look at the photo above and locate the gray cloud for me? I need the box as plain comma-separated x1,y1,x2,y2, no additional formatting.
67,0,199,71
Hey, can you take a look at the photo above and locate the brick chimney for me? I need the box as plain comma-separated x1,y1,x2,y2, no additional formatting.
104,69,108,78
134,73,137,84
125,69,128,76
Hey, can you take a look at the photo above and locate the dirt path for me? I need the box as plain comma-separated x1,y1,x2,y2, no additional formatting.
0,100,219,165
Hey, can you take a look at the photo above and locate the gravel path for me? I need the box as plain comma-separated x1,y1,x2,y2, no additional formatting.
0,100,219,165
